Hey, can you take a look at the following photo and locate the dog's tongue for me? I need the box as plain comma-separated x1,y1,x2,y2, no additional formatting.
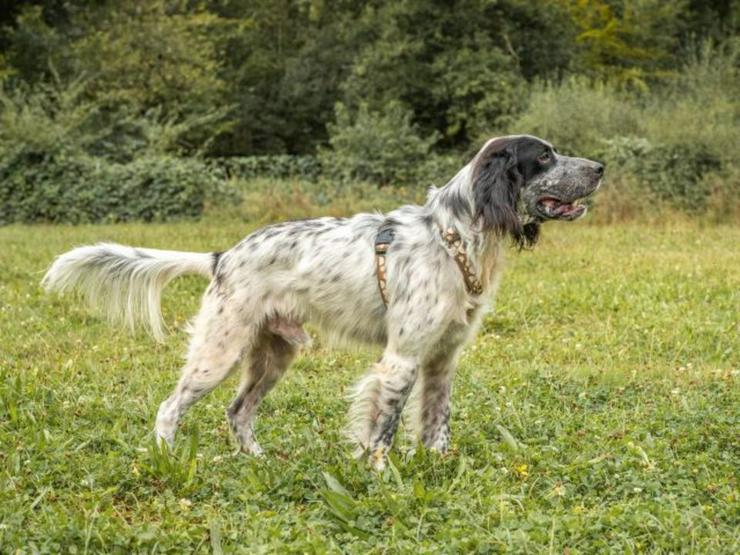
555,202,576,215
542,198,584,218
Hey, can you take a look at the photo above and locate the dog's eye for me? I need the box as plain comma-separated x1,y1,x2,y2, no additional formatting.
537,151,551,164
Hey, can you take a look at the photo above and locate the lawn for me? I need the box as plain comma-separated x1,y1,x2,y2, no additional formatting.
0,220,738,553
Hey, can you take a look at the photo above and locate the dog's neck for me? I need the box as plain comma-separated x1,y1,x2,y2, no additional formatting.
425,164,506,290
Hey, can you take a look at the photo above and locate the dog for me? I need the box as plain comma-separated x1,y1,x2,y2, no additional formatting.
42,135,603,470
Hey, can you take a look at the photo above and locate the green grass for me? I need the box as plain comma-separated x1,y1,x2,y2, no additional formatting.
1,220,738,553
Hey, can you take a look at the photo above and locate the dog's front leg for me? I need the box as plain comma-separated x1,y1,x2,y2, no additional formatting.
368,352,420,471
348,351,419,471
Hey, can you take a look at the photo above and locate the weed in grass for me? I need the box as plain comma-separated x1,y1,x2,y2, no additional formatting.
141,431,201,494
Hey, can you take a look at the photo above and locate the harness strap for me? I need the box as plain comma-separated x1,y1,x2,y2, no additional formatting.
373,224,483,308
374,226,395,307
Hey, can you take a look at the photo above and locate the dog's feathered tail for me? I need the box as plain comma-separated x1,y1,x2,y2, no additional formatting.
42,243,217,341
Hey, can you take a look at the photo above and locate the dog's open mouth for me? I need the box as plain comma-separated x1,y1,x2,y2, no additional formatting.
537,197,587,220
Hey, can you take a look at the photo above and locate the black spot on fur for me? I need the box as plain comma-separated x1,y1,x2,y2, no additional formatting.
211,252,222,275
187,384,207,395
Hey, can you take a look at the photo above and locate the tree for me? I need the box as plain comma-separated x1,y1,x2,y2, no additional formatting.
341,0,526,148
562,0,689,89
1,1,229,154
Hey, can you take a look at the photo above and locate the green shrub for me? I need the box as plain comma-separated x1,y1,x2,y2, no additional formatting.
506,41,738,160
0,154,235,225
0,77,221,164
416,154,468,188
504,76,641,158
0,78,101,161
0,78,238,225
206,152,462,190
598,137,722,211
319,102,439,186
208,155,322,181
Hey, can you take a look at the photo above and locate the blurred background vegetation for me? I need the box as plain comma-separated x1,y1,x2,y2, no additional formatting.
0,0,738,224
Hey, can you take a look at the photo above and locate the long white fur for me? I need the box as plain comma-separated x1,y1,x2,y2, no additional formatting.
42,243,213,341
345,370,384,456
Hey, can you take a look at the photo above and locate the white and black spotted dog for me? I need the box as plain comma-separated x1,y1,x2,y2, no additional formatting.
43,135,603,470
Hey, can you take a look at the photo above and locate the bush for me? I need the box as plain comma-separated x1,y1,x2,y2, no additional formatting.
319,101,439,186
0,76,222,164
504,76,641,158
506,42,739,160
208,155,322,181
416,154,468,188
598,137,722,211
0,154,235,225
0,78,238,225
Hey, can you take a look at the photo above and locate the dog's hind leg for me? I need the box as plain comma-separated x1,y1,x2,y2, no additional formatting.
226,325,298,455
154,294,256,447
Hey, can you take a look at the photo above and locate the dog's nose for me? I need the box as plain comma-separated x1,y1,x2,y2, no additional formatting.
594,163,605,176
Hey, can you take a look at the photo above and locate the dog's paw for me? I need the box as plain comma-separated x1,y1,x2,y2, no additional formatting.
369,447,387,472
235,441,264,458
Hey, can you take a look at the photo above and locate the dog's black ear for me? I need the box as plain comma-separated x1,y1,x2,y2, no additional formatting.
472,139,526,244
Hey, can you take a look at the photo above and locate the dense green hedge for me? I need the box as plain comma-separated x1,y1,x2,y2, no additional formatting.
0,154,231,225
207,152,463,190
207,155,322,181
0,145,731,225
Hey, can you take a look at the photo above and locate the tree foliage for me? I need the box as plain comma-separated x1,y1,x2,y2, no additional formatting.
319,101,438,185
1,0,733,157
0,0,737,220
563,0,690,89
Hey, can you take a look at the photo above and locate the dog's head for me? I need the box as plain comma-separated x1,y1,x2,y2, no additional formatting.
471,135,603,247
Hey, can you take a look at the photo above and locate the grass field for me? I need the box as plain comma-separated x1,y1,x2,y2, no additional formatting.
1,220,738,553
